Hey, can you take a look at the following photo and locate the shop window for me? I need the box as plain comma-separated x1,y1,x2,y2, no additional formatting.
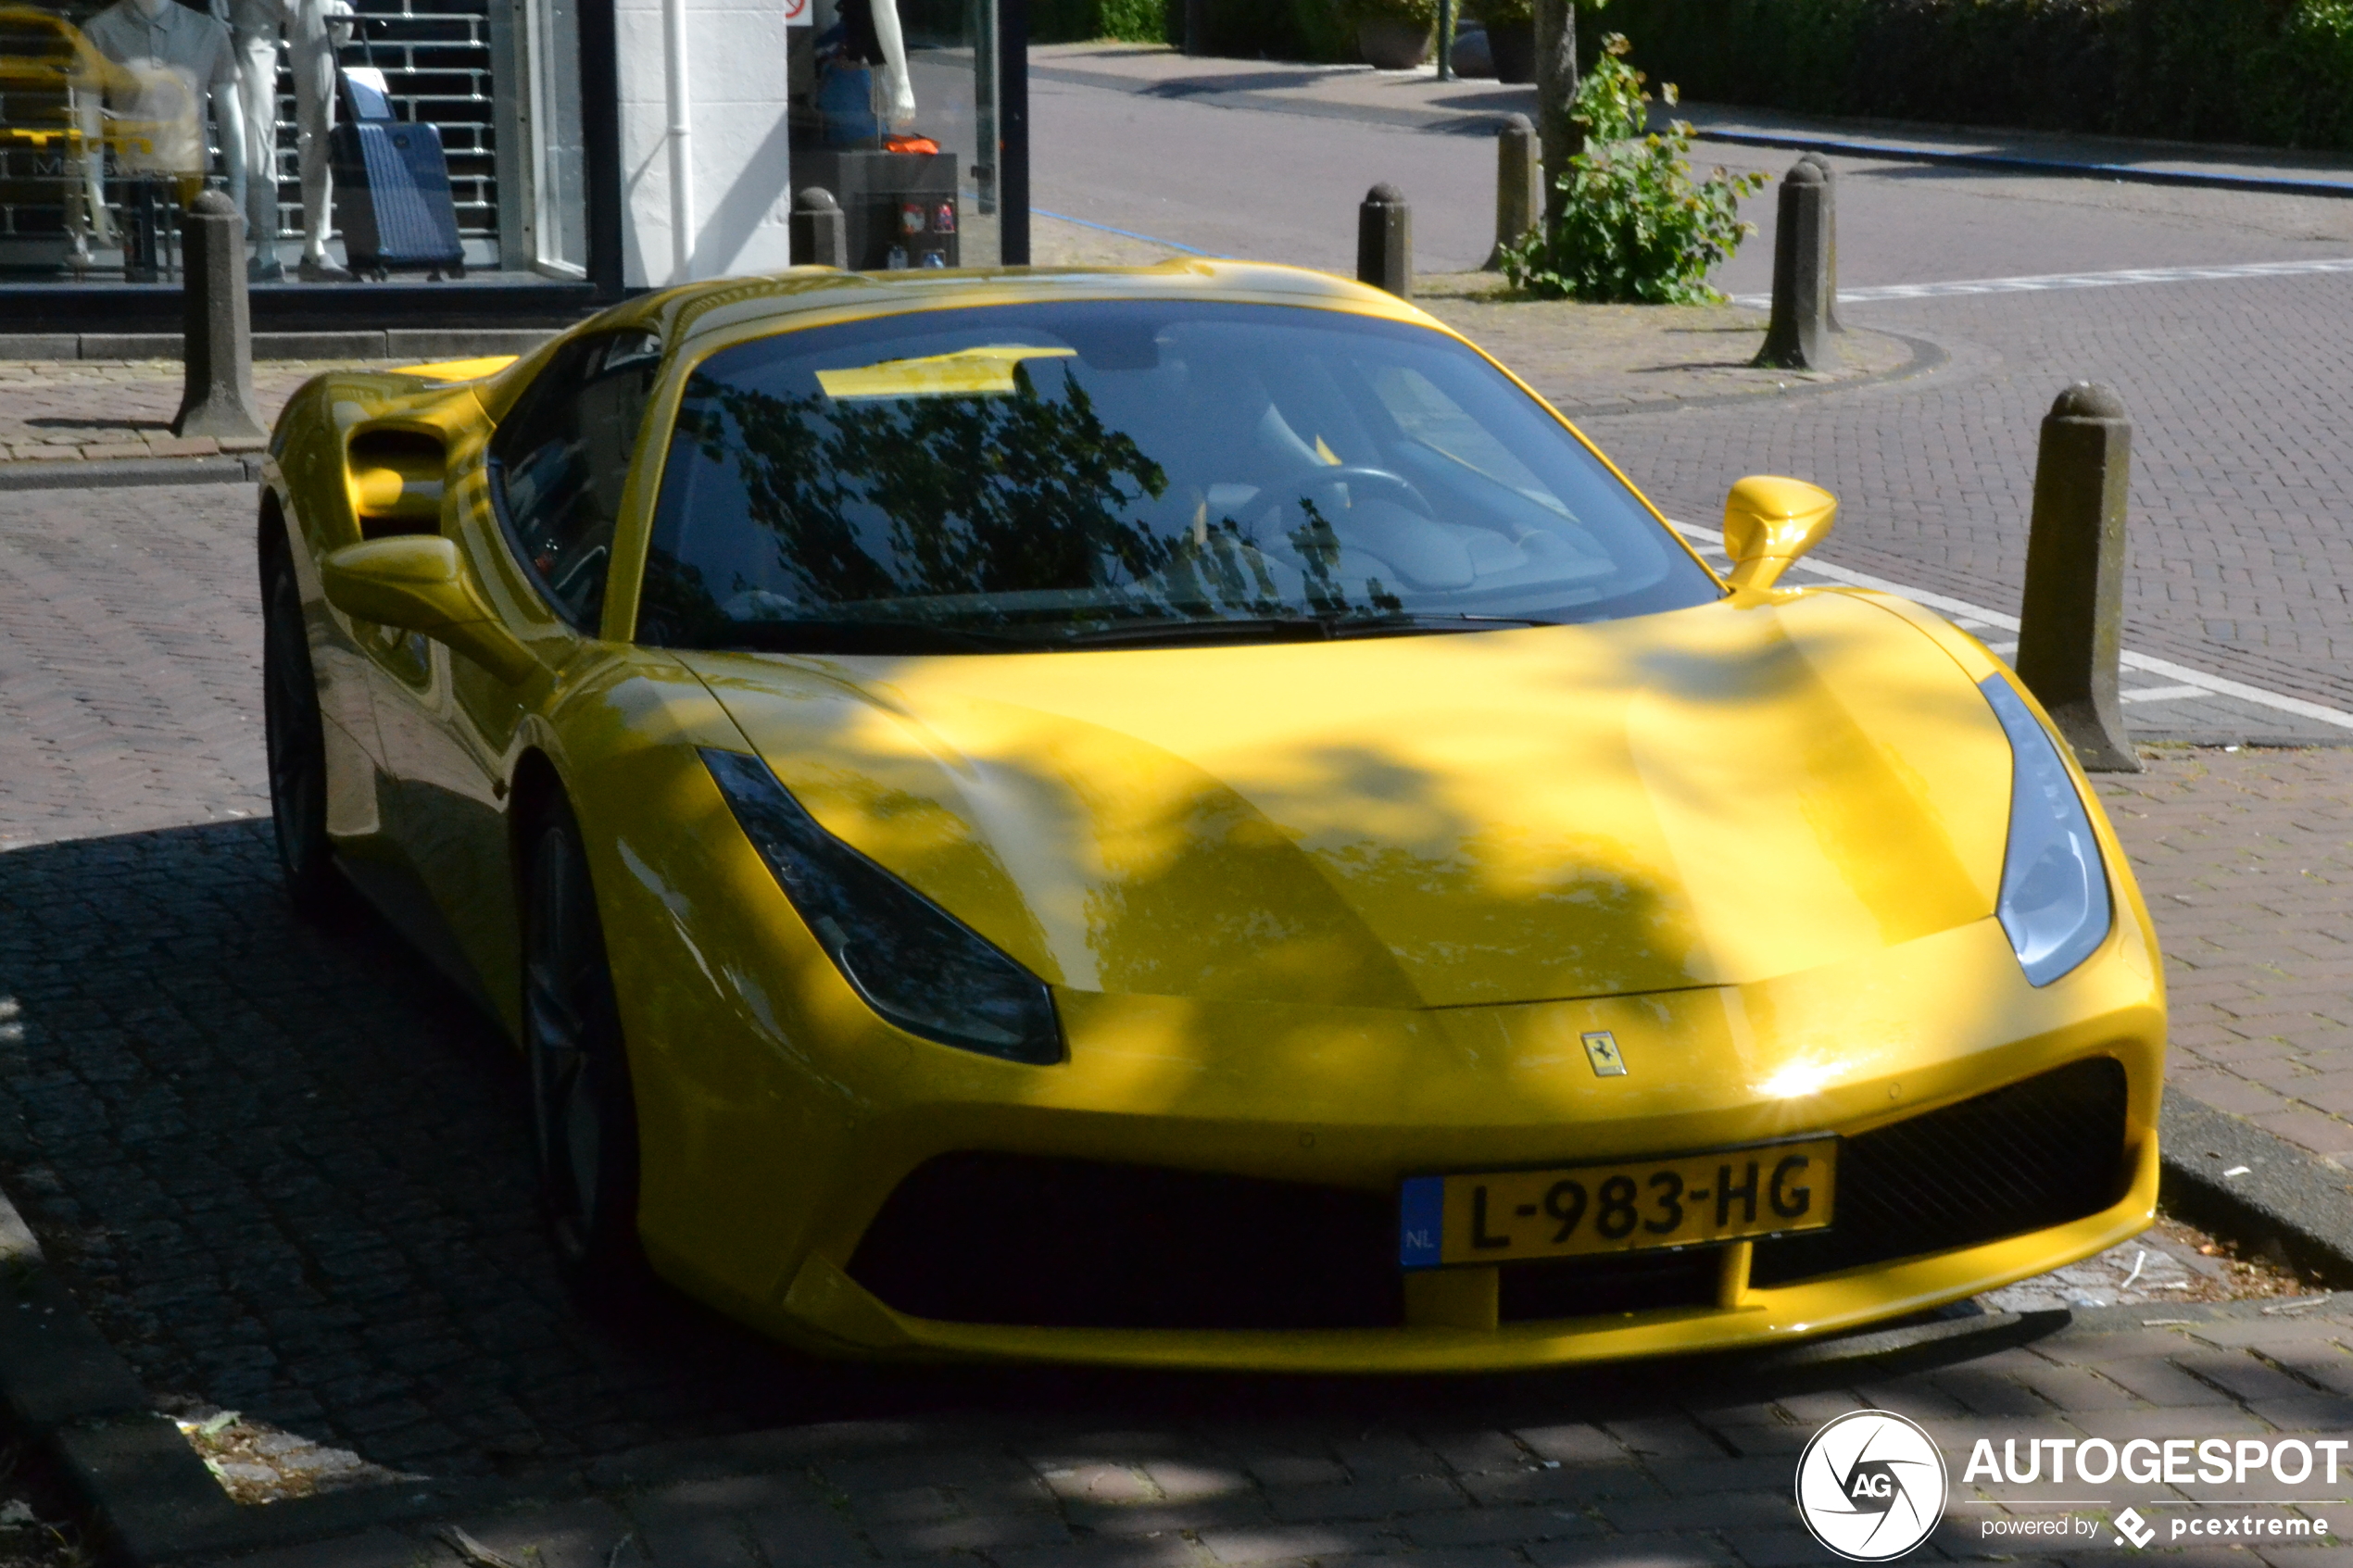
0,0,586,282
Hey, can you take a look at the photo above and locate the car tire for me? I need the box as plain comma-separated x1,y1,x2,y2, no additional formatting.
260,540,348,917
521,792,650,1309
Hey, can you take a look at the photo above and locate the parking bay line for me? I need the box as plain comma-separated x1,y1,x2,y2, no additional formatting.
1668,520,2353,732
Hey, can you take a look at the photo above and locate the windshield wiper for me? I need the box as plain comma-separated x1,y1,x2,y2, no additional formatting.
709,613,1561,656
1325,614,1557,638
708,620,1027,655
1051,616,1337,648
1054,613,1557,648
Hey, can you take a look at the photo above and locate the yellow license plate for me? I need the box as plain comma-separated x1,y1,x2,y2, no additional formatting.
1398,1137,1837,1268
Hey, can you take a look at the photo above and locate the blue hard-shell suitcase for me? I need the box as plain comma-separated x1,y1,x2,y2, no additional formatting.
330,56,465,281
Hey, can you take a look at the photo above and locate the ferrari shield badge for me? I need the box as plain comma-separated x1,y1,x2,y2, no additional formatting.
1582,1031,1627,1077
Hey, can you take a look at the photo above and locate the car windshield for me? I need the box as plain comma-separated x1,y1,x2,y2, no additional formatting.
635,300,1720,652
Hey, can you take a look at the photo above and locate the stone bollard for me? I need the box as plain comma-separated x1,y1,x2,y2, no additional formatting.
791,187,848,269
1753,161,1835,372
1357,183,1412,298
171,190,266,441
1795,152,1842,332
2016,383,2141,773
1486,115,1541,270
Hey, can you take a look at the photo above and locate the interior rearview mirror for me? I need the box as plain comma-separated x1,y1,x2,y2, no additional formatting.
320,535,537,684
1721,475,1838,592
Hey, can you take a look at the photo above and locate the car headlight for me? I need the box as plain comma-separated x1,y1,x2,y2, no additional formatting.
1979,676,2113,985
701,748,1063,1064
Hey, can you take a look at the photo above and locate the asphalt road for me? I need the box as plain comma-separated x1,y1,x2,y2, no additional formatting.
1030,74,2353,289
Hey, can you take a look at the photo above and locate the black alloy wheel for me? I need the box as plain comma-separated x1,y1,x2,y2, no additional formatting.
522,794,649,1305
260,543,346,915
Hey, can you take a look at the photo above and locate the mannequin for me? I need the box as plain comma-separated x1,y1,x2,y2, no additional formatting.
862,0,915,132
80,0,246,270
224,0,285,277
815,0,915,142
287,0,354,280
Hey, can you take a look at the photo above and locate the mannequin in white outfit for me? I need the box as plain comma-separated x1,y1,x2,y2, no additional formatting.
867,0,915,132
81,0,246,228
211,0,351,280
814,0,915,135
224,0,284,277
288,0,354,280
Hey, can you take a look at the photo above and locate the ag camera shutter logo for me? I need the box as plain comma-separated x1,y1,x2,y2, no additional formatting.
1795,1410,1949,1561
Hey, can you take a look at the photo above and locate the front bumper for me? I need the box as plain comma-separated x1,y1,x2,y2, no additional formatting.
630,909,2164,1373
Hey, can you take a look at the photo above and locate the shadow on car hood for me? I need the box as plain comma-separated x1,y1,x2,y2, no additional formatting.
683,590,2011,1009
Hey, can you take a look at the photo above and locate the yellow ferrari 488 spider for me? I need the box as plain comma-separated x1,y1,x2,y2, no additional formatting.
259,260,2162,1371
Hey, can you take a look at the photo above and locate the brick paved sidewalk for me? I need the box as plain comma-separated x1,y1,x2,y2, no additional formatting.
2103,750,2353,1164
0,362,342,466
187,1298,2353,1567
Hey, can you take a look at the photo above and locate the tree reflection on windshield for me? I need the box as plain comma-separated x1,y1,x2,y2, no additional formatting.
631,300,1719,653
645,361,1390,646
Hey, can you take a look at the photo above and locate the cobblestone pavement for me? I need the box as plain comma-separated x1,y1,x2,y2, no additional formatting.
1585,268,2353,719
1412,282,1914,417
190,1298,2353,1566
2101,752,2353,1163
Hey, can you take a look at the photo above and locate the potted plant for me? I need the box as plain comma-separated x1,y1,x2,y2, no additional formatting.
1342,0,1438,69
1470,0,1534,82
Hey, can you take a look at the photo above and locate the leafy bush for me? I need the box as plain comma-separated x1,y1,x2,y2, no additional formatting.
1501,35,1766,303
1345,0,1439,20
1027,0,1176,43
1596,0,2353,153
1026,0,1365,58
1093,0,1172,40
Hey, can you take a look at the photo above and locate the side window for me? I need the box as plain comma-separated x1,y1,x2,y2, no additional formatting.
489,330,661,632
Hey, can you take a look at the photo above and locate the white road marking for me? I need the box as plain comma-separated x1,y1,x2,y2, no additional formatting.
1669,521,2353,732
2120,685,2210,704
1727,255,2353,310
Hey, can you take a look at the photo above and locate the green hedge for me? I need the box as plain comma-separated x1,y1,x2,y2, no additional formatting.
1595,0,2353,152
1030,0,1176,43
1029,0,1359,58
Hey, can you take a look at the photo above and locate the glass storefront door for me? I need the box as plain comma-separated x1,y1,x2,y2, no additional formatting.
787,0,999,272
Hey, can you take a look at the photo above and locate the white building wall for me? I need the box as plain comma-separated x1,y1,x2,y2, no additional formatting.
613,0,796,287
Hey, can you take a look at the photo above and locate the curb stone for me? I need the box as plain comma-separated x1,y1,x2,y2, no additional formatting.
1684,129,2353,202
0,1179,520,1563
1561,331,1948,420
0,455,265,493
2158,1085,2353,1285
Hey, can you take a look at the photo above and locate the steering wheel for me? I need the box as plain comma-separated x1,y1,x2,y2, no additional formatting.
1289,465,1435,517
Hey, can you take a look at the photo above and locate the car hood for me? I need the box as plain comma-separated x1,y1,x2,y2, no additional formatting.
682,590,2013,1010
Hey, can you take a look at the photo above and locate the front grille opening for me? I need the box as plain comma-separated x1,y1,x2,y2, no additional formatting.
847,1153,1404,1329
1499,1247,1722,1323
1750,1056,2131,1288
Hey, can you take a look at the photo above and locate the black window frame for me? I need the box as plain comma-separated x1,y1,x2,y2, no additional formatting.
486,327,664,635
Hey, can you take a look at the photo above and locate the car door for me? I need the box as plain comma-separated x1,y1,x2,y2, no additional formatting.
363,329,661,1010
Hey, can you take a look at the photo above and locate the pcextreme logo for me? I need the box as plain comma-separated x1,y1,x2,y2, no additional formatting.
1794,1415,2343,1557
1794,1411,1950,1561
